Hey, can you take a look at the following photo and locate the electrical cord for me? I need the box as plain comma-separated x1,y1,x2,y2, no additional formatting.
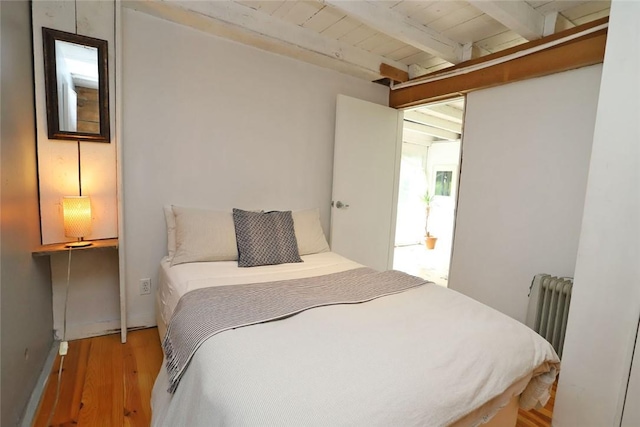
45,247,73,426
45,356,65,427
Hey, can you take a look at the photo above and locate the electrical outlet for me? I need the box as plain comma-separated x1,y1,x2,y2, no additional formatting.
140,278,151,295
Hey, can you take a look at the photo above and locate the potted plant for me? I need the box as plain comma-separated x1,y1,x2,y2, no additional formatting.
422,191,438,250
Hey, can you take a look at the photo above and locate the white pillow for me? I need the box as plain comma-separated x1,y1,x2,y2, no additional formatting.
164,205,177,260
292,208,330,255
170,206,239,266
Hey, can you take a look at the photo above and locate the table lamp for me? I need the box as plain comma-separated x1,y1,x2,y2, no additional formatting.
63,196,92,248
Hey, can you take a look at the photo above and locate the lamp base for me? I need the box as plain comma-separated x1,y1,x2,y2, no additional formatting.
65,241,93,248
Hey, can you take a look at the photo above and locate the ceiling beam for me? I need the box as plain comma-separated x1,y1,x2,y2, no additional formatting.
418,104,464,124
125,0,409,81
403,131,433,147
403,121,460,141
467,0,545,40
322,0,463,64
380,63,409,83
390,19,608,108
404,110,462,134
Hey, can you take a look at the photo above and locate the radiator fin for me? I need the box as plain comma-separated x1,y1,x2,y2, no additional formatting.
526,274,573,358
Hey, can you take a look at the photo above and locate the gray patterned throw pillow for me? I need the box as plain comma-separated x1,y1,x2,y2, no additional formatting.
232,209,303,267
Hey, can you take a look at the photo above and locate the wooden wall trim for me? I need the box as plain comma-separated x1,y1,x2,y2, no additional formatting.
389,18,608,109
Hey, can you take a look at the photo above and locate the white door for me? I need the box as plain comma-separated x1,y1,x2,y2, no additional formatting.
330,94,403,271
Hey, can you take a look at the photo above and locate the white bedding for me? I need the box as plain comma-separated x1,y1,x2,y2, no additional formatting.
152,253,559,427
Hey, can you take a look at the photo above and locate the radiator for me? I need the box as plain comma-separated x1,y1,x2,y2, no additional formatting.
525,274,573,358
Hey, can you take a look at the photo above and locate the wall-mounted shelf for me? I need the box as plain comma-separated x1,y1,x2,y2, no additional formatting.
32,238,119,256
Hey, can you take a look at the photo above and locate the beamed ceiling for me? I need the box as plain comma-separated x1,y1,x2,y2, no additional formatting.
125,0,611,82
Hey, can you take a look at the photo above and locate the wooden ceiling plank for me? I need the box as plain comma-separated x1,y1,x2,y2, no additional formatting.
572,9,610,26
390,0,432,19
486,37,528,53
413,1,469,26
561,1,610,21
322,0,463,64
236,1,286,16
475,29,525,53
271,1,299,19
370,38,408,56
127,1,408,81
427,4,483,33
408,64,428,79
337,24,378,45
401,50,440,67
386,45,421,62
467,0,545,40
442,13,508,44
412,55,450,71
409,62,456,79
356,33,395,52
280,1,323,26
534,1,591,15
321,16,360,39
302,6,345,32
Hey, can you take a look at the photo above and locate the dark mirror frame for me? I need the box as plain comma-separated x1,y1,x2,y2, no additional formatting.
42,27,110,143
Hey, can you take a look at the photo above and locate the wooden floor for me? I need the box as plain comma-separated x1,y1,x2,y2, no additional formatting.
34,327,556,426
33,328,163,427
516,381,556,427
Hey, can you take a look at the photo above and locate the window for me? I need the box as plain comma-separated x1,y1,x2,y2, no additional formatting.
434,171,452,196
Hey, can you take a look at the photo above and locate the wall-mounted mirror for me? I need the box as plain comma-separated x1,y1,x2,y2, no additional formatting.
42,27,110,142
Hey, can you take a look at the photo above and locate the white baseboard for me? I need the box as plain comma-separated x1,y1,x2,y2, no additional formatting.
56,319,122,341
20,341,59,427
18,316,159,425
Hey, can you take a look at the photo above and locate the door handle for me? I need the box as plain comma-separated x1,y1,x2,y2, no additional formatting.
335,201,350,209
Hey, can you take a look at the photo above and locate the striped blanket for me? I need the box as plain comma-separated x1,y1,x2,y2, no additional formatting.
163,267,427,393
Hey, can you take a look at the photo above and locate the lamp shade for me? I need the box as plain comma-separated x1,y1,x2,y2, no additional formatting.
63,196,92,239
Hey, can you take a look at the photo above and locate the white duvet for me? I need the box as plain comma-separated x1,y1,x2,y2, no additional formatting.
151,272,559,427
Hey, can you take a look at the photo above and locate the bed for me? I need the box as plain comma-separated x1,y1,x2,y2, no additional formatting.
150,206,559,427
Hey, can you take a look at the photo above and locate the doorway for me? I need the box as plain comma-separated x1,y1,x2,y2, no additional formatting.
392,97,464,286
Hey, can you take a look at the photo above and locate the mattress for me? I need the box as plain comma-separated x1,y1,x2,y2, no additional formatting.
152,254,559,427
157,251,362,329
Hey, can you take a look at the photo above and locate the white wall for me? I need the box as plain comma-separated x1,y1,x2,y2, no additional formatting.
32,0,121,341
50,249,120,340
1,1,54,424
449,64,602,322
553,1,640,425
121,9,388,328
32,0,118,244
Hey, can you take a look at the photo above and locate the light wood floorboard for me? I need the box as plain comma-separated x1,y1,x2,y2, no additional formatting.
33,328,163,427
34,327,555,426
516,380,556,427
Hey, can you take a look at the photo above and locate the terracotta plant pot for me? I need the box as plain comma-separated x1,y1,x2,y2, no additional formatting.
425,236,438,250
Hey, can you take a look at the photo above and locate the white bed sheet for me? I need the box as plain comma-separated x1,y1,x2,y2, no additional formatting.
157,252,362,329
